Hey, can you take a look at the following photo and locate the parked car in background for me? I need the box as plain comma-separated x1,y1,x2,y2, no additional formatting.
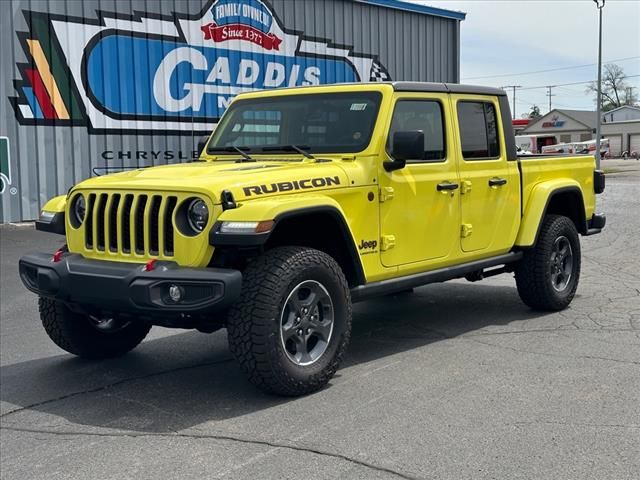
516,146,533,155
515,134,559,153
541,143,575,154
573,138,609,156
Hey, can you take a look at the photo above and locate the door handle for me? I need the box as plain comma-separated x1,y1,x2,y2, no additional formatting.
437,182,459,191
488,177,507,187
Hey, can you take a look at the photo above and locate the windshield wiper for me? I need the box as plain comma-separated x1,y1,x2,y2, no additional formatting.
207,146,255,162
262,145,315,159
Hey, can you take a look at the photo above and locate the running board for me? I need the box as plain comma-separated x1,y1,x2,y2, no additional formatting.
351,252,523,303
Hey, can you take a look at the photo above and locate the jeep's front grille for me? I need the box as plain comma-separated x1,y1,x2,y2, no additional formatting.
82,192,178,258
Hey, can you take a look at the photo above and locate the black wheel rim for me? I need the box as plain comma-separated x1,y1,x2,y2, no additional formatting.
280,280,334,366
550,236,574,292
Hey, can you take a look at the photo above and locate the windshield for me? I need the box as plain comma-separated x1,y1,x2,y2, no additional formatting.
208,92,382,155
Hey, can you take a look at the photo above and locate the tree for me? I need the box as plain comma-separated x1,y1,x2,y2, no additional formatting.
587,64,639,111
529,105,542,119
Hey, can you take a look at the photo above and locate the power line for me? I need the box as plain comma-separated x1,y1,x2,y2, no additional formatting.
515,96,541,105
519,74,640,91
462,56,640,81
504,75,640,112
555,86,588,96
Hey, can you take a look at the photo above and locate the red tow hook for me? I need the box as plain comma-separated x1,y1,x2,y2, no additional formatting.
52,245,68,263
144,259,157,272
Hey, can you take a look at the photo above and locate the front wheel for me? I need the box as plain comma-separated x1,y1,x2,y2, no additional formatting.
39,298,151,359
515,215,581,311
226,247,352,396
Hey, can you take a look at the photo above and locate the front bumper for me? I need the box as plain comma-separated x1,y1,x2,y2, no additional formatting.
19,252,242,317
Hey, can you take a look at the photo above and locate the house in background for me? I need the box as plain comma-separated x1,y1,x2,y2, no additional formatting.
602,105,640,123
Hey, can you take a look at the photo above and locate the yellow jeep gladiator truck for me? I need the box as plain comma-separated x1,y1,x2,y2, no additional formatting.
20,82,606,396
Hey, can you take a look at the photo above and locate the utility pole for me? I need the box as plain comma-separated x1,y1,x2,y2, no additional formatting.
626,86,635,105
594,0,605,169
546,86,556,112
502,85,522,119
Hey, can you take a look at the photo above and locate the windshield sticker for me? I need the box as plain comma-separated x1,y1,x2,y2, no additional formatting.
350,103,368,111
9,0,390,134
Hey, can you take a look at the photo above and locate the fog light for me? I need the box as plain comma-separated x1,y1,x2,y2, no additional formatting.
168,284,184,303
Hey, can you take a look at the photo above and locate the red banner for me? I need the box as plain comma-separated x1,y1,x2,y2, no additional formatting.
201,22,282,51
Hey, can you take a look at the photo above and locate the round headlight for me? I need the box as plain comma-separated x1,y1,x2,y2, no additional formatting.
73,194,86,225
187,199,209,232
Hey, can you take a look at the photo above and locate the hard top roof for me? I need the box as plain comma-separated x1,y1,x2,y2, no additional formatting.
234,82,507,98
391,82,507,96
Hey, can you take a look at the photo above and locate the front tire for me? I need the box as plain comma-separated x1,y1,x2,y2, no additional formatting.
515,215,581,311
226,247,352,396
39,298,151,359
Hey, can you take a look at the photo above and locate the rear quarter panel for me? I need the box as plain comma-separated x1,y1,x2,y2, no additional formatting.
516,154,596,246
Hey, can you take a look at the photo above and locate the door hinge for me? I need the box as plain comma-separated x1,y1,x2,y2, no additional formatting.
379,186,394,202
460,224,473,238
380,234,396,251
461,180,473,194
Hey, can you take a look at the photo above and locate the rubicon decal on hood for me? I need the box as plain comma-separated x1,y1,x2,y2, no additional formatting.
243,176,341,196
10,0,390,133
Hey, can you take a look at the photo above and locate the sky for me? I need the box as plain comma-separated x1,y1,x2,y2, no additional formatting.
409,0,640,117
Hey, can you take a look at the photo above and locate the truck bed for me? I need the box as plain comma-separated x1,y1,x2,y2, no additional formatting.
518,153,597,233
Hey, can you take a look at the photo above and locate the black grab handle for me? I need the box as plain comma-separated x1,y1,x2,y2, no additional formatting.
488,178,507,187
437,182,459,191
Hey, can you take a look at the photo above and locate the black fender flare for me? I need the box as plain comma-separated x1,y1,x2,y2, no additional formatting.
210,206,366,286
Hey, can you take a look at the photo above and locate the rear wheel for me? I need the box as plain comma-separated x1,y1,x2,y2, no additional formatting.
39,298,151,359
515,215,581,311
226,247,352,396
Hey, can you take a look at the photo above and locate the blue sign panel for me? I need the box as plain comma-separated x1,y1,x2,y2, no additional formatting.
85,35,359,119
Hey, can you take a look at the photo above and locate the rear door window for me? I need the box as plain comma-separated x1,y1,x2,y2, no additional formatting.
457,101,500,160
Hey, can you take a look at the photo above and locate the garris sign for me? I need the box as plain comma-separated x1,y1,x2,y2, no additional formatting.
11,0,390,134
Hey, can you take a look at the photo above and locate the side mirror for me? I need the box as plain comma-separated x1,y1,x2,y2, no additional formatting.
384,131,424,171
197,135,210,157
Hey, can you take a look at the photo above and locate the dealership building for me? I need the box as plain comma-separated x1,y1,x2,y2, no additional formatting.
521,106,640,156
0,0,465,222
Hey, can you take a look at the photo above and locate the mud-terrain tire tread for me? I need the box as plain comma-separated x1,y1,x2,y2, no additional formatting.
226,247,352,396
39,297,151,359
515,214,581,311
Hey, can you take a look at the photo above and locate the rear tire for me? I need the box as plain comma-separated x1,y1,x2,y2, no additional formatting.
39,298,151,359
226,247,352,396
515,215,581,311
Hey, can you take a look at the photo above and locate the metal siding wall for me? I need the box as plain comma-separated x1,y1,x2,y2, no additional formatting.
1,0,460,222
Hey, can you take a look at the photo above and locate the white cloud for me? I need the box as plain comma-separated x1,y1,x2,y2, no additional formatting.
421,0,639,61
405,0,640,112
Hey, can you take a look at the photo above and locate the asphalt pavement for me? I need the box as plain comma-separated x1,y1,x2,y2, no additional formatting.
1,159,639,479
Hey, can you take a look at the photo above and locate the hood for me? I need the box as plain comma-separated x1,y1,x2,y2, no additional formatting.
73,160,351,203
